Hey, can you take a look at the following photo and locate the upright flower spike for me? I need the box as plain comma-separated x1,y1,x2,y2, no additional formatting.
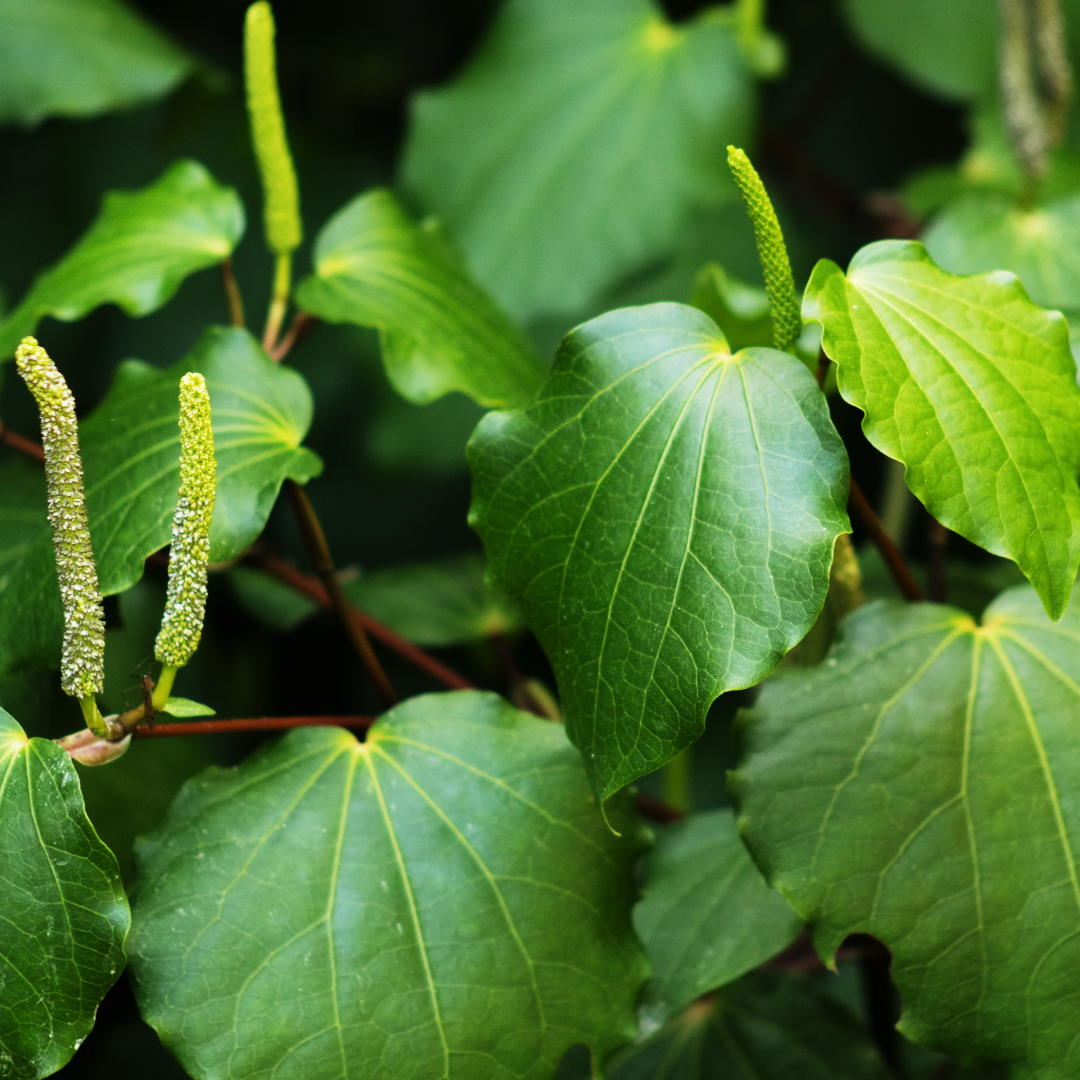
154,373,216,676
15,337,106,704
726,145,801,353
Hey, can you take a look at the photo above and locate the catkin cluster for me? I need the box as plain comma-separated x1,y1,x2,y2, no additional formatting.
155,373,217,669
15,337,105,699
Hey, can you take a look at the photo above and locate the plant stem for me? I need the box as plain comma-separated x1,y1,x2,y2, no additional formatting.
133,715,375,738
849,478,924,601
263,253,291,353
220,258,245,328
268,311,316,362
661,750,693,813
80,696,111,738
0,422,45,461
254,551,474,691
928,517,949,604
284,480,398,705
634,792,684,824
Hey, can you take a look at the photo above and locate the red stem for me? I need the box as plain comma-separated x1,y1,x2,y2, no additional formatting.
269,312,316,362
133,715,375,739
848,478,924,602
0,424,45,461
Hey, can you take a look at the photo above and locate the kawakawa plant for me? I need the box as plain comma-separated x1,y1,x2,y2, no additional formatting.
2,2,1080,1079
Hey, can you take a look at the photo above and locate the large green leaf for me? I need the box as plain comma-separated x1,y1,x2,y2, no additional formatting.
0,0,191,126
635,809,802,1028
128,690,648,1080
0,453,45,598
609,972,891,1080
295,189,543,408
733,587,1080,1077
0,326,321,676
400,0,753,321
804,240,1080,619
0,160,245,359
0,707,129,1078
469,303,850,802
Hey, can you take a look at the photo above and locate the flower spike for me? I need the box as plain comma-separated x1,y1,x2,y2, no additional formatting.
15,337,105,702
154,373,217,673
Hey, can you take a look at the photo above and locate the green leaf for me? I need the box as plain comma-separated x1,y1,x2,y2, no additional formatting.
295,188,544,408
0,707,129,1077
400,0,754,321
0,0,191,125
129,690,649,1080
160,697,214,718
635,809,802,1027
733,587,1080,1077
0,326,321,676
226,565,319,632
0,160,245,359
688,262,773,353
804,240,1080,619
469,302,850,802
0,453,45,601
609,972,892,1080
343,551,525,647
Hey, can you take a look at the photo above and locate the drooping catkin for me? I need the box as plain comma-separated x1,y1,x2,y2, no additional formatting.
155,373,217,669
15,337,105,698
726,146,801,353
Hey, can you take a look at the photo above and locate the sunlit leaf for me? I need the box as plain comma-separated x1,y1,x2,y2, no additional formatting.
129,690,648,1080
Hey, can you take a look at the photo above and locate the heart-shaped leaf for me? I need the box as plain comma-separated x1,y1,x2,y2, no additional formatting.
0,160,244,359
295,188,543,408
0,326,321,676
128,690,648,1080
734,587,1080,1076
0,707,129,1078
400,0,753,320
804,239,1080,619
469,302,850,802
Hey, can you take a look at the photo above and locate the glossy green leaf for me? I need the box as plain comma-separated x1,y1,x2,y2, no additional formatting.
469,302,850,802
401,0,753,321
160,697,214,718
129,690,648,1080
609,972,891,1080
0,326,321,676
734,587,1080,1077
295,188,543,408
0,707,129,1077
344,551,524,647
635,809,802,1028
689,262,773,353
804,240,1080,619
0,160,245,359
0,0,191,125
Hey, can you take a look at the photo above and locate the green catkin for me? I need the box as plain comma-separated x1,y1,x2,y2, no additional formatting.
155,373,217,670
15,337,105,699
726,146,801,353
244,1,302,256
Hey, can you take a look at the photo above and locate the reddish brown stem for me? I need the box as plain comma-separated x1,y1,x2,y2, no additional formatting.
133,715,375,738
0,424,45,462
269,312,316,361
849,478,924,602
635,792,685,824
220,258,245,328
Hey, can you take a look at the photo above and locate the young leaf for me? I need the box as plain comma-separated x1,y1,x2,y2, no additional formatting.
0,707,129,1077
400,0,753,320
128,691,649,1080
469,303,850,802
295,188,544,408
343,551,524,647
160,697,215,718
733,587,1080,1077
0,326,321,676
635,809,802,1027
0,0,191,125
0,160,245,359
804,240,1080,619
609,972,892,1080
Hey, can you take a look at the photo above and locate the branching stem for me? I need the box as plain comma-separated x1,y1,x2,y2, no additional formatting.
849,479,924,602
263,253,291,353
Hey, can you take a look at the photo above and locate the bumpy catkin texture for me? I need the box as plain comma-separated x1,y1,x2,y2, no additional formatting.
244,1,302,255
15,337,105,698
155,373,217,669
726,146,801,353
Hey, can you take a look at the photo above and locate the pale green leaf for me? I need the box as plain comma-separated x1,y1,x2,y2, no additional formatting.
0,707,129,1078
160,697,214,718
804,240,1080,619
0,326,321,676
635,809,802,1027
295,189,543,408
0,0,191,125
734,587,1080,1077
0,160,245,359
400,0,753,321
469,302,850,802
128,690,649,1080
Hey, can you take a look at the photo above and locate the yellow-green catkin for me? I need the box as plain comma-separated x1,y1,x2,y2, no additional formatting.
244,1,302,256
155,373,217,669
726,146,801,353
15,337,105,699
